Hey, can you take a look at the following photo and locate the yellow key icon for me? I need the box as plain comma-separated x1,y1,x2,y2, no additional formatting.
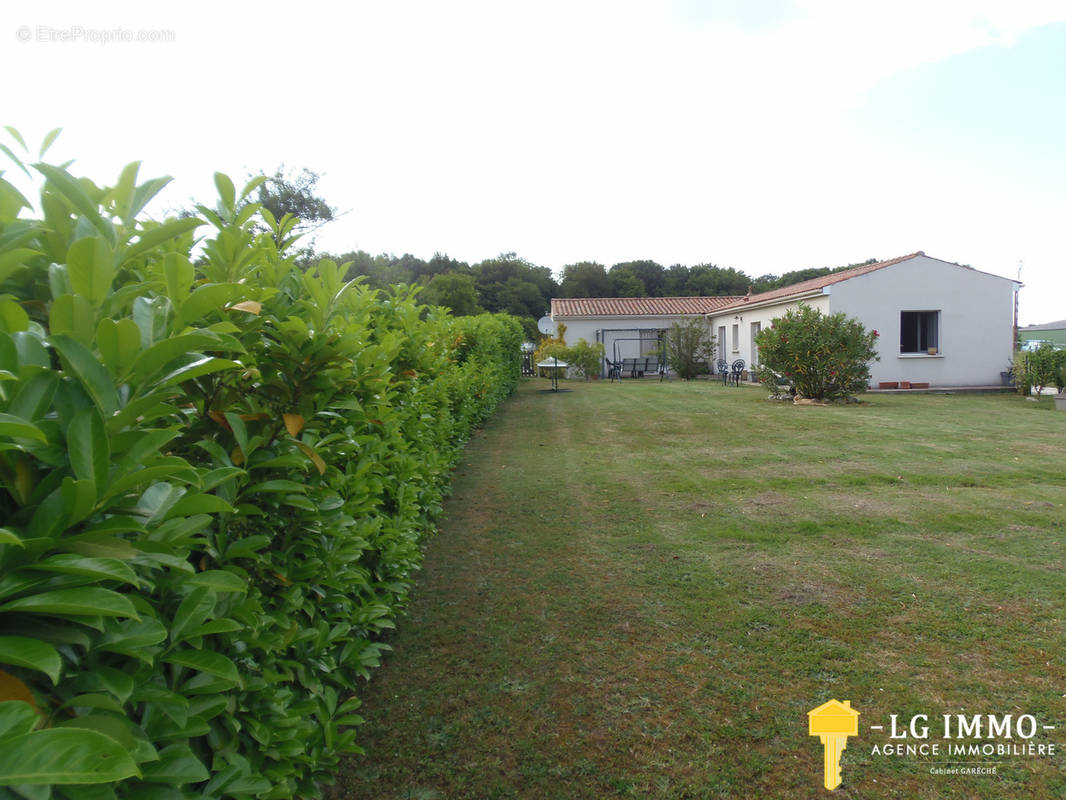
808,700,860,790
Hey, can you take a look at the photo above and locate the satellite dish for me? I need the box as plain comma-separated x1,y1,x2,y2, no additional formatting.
537,315,557,336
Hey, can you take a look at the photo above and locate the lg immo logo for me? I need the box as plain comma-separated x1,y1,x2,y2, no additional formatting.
807,700,1059,791
808,700,859,790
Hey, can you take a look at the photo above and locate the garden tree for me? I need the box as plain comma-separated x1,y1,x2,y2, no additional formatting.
420,272,483,316
473,253,558,338
423,252,471,280
608,271,646,297
609,260,665,297
686,263,750,296
663,318,716,379
559,261,611,297
755,304,879,401
253,165,336,235
662,263,692,296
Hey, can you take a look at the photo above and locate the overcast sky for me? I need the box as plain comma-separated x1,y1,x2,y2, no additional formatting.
5,1,1064,324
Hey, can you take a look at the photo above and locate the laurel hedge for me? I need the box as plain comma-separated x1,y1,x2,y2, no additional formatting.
0,137,520,799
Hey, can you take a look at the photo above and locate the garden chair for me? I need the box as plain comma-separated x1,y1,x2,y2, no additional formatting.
716,359,729,385
729,359,746,387
605,358,621,382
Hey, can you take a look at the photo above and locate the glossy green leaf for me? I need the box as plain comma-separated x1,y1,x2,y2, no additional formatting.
121,218,203,266
32,165,111,243
131,295,170,349
169,587,215,644
0,528,24,548
0,248,39,285
61,476,96,526
26,555,138,587
68,406,109,488
101,459,199,503
56,714,136,750
95,318,140,378
49,294,96,345
0,636,62,684
173,284,241,330
0,727,139,784
7,371,59,422
126,332,223,382
92,666,134,704
13,332,49,369
97,618,167,655
185,571,246,593
164,493,233,518
183,618,242,637
0,413,46,442
66,237,115,307
213,173,236,213
49,335,119,418
0,298,29,334
139,745,209,785
163,648,239,683
126,176,172,222
58,694,125,715
157,356,240,388
38,128,62,159
0,701,40,740
0,587,139,619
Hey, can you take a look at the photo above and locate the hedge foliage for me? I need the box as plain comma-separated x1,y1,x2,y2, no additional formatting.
0,141,521,799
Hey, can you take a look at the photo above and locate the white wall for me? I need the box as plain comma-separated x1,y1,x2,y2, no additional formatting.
553,316,696,376
709,295,831,371
829,256,1016,386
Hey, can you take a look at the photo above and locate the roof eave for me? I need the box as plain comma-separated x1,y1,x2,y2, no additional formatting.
706,288,827,316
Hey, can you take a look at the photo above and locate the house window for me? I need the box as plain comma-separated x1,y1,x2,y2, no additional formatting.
900,311,939,353
718,326,726,359
731,324,739,352
750,321,761,365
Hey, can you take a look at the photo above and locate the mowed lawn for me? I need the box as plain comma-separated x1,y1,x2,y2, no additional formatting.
330,379,1066,800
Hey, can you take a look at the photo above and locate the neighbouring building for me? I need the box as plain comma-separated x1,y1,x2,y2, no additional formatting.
1018,319,1066,350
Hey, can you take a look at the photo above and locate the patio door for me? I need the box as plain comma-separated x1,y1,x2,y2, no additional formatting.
750,321,761,367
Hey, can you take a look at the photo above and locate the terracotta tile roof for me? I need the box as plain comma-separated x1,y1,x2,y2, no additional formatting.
552,295,743,318
714,252,927,311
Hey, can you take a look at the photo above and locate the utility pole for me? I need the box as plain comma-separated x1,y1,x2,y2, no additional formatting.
1013,260,1023,352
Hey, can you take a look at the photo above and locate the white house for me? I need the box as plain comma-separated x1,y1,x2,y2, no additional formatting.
551,252,1020,387
550,295,741,370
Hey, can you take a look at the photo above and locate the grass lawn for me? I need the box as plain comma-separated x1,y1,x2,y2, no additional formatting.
329,379,1066,800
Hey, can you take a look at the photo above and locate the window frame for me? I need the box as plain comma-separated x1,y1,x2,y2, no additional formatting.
899,310,941,355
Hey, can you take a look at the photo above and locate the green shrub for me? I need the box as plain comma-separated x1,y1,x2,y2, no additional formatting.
563,339,605,380
662,319,714,380
0,133,520,798
754,304,879,401
1013,344,1065,395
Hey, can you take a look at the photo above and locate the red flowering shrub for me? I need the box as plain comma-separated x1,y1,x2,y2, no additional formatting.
754,304,879,401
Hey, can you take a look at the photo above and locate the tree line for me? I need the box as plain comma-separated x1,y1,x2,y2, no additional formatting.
315,251,879,340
